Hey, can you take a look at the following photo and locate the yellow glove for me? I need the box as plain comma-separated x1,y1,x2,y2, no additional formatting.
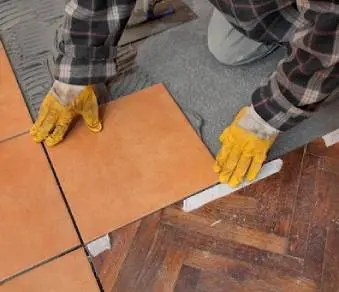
30,85,102,147
214,107,277,187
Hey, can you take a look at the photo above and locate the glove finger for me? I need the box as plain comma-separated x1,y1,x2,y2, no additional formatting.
228,153,252,188
45,114,73,147
80,91,102,133
219,128,229,143
219,146,242,183
247,153,266,182
30,100,50,136
213,143,232,173
31,110,58,143
82,108,102,133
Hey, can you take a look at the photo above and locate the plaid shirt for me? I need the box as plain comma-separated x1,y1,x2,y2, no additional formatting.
55,0,136,85
55,0,339,131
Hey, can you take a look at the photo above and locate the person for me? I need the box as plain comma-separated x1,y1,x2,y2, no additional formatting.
30,0,339,187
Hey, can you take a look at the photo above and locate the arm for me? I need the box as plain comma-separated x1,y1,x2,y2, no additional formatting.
214,2,339,187
54,0,136,85
252,1,339,131
31,0,136,146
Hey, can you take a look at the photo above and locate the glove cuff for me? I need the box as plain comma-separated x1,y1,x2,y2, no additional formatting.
238,105,280,139
50,80,86,105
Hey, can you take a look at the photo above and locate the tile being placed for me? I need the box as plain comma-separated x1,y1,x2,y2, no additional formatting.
0,43,32,141
0,134,79,281
47,84,217,242
1,248,100,291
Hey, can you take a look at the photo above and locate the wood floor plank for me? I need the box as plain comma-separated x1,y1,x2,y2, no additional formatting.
150,243,186,292
162,206,289,254
303,225,327,284
92,221,140,290
320,223,339,292
197,193,259,217
273,147,305,237
306,138,339,158
112,212,161,292
304,166,339,284
191,193,270,232
196,270,247,292
243,171,282,233
174,265,200,292
289,154,320,257
196,269,316,292
320,156,339,175
166,223,303,275
134,225,174,292
186,249,316,292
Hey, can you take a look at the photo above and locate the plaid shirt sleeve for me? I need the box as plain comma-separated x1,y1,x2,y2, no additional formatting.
252,1,339,131
54,0,136,85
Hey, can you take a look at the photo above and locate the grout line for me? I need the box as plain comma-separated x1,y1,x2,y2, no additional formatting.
1,245,81,285
2,42,103,288
0,131,29,144
39,144,105,292
1,38,104,288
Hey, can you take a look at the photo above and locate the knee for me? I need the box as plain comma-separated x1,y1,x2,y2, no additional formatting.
207,9,240,66
207,33,238,66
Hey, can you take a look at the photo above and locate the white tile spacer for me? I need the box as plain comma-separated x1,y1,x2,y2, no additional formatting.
86,234,112,257
322,128,339,147
183,159,283,212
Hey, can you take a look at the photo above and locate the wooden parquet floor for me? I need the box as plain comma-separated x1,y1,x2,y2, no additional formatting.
93,139,339,292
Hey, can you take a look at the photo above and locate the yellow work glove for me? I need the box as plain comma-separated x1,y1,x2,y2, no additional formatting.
30,85,102,147
214,107,277,187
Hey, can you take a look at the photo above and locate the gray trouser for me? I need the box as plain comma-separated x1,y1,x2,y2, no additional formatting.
207,9,277,66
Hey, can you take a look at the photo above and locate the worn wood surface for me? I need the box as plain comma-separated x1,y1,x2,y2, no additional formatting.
93,138,339,291
119,0,197,46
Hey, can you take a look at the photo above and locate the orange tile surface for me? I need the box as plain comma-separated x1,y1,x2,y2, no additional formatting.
48,84,217,242
1,249,100,291
0,43,32,141
0,134,79,281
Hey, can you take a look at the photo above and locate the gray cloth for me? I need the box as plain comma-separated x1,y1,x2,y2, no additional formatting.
207,9,278,66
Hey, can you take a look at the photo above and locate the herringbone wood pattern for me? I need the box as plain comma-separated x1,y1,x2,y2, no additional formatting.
93,139,339,292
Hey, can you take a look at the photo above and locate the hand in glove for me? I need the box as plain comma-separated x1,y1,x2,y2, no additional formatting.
30,81,102,147
214,106,278,187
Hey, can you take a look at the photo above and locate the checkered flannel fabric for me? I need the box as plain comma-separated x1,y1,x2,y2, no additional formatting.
55,0,339,131
54,0,136,85
210,0,339,130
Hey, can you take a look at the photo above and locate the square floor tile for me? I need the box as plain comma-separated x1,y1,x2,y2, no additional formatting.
0,134,79,280
48,84,217,242
0,44,32,141
1,249,100,291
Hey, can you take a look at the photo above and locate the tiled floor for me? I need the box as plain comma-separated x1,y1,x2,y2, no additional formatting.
0,47,216,289
1,249,99,291
47,84,217,243
0,134,79,280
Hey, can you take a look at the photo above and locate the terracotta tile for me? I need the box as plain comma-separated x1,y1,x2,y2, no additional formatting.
0,43,32,141
1,248,100,291
0,134,79,280
48,84,217,242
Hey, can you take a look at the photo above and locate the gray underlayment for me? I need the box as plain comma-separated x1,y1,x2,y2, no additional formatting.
1,0,339,160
